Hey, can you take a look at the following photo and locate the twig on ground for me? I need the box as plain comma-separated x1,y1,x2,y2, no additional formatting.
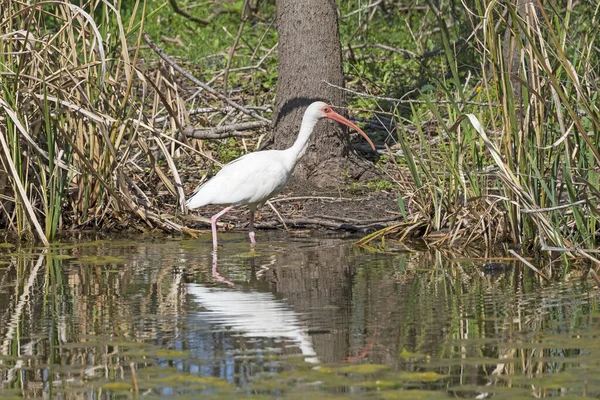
255,217,399,232
182,214,231,229
160,35,184,47
183,120,269,139
143,32,271,123
141,208,202,233
269,196,356,203
314,214,402,224
154,106,271,123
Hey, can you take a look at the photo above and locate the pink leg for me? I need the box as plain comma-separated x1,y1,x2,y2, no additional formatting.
211,206,234,250
248,210,256,245
211,251,234,286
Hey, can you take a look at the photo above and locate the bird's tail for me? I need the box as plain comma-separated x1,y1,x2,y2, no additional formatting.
185,178,208,210
186,192,207,210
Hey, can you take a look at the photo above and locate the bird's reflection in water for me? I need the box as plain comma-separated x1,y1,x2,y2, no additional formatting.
189,251,318,363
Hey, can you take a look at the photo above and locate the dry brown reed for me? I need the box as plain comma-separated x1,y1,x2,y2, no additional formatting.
0,0,271,242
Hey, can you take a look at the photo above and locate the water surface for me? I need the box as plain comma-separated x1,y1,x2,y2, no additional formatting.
0,232,598,399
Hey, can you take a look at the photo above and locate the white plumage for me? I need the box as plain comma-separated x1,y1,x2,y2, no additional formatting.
186,150,293,210
188,283,318,363
186,101,375,250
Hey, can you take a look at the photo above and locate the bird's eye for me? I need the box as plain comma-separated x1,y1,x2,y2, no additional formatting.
323,107,330,113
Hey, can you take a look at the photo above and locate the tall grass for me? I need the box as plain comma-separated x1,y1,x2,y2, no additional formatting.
0,0,192,242
1,0,598,263
382,0,600,260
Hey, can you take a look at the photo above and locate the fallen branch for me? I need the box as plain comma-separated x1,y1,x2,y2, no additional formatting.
183,120,269,139
254,217,400,232
183,213,231,229
143,32,271,123
153,105,272,123
314,214,402,224
270,195,356,203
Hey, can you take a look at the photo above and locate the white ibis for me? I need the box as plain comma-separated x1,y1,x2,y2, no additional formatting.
188,283,318,363
186,101,375,249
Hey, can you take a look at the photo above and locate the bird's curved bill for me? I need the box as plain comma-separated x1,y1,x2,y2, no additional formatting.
326,110,376,151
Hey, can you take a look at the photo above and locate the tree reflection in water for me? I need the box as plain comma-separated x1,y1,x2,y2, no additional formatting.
0,233,598,398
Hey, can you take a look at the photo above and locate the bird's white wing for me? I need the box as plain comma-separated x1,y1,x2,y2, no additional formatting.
186,151,292,209
188,284,318,362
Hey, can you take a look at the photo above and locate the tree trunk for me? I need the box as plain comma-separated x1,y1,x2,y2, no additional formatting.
273,0,368,187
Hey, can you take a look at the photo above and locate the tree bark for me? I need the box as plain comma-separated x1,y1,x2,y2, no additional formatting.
273,0,368,187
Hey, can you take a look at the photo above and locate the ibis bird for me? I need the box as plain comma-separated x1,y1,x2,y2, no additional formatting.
188,282,318,363
186,101,375,249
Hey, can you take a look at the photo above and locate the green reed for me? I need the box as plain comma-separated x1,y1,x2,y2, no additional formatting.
393,0,599,259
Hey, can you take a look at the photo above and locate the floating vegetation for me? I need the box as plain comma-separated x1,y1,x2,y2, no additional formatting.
0,200,599,399
337,363,390,374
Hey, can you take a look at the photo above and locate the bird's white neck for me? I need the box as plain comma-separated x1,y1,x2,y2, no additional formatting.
285,111,319,167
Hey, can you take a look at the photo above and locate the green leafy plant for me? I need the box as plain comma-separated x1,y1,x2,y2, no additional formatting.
357,0,600,262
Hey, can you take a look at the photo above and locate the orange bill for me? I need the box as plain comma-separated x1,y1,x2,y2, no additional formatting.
326,110,376,151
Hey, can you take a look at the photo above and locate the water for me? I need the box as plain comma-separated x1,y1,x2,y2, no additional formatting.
0,232,598,399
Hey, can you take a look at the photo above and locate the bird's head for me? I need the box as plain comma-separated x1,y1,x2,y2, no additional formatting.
307,101,375,150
